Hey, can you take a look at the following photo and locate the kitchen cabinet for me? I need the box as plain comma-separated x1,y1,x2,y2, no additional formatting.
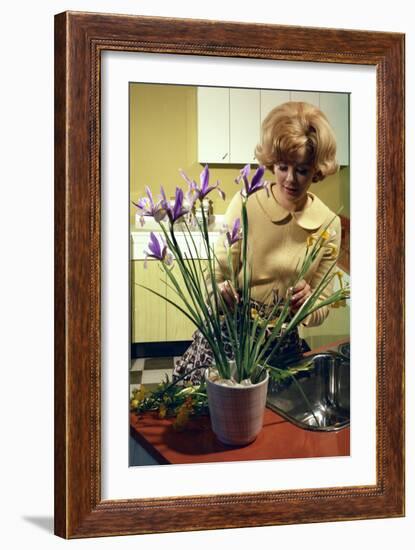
291,90,320,106
131,260,166,343
132,259,196,343
260,90,290,123
131,231,218,344
166,261,200,341
132,259,209,343
197,87,259,164
197,87,349,166
229,88,260,164
197,87,230,163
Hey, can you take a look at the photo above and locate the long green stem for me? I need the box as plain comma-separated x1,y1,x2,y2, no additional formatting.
161,222,230,369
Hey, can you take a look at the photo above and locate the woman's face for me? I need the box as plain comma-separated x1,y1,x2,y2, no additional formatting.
273,155,316,210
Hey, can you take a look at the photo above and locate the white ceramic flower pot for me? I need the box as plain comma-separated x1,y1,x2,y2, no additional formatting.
205,368,269,446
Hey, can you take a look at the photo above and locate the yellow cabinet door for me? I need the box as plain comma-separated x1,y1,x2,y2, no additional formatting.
131,260,166,343
165,260,212,341
165,260,201,341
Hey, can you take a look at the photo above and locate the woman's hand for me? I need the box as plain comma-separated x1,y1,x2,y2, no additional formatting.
218,280,239,310
288,279,311,312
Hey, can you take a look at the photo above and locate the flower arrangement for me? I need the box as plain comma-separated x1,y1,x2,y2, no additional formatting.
130,377,209,431
132,164,349,390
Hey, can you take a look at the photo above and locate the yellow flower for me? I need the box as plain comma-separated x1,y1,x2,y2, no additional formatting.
252,308,268,327
130,399,139,411
330,297,347,309
172,397,194,431
173,407,190,430
336,270,344,288
135,385,148,403
326,243,338,259
250,307,260,320
307,235,317,247
267,315,282,331
158,404,167,419
320,230,330,242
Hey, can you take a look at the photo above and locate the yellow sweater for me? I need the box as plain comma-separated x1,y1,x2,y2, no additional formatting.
208,185,342,328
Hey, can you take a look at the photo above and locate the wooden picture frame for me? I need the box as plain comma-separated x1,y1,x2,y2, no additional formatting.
54,11,405,538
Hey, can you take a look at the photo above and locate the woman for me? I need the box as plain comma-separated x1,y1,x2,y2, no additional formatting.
172,101,342,384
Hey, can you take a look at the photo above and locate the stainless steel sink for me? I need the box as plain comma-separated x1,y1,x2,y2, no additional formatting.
266,350,350,432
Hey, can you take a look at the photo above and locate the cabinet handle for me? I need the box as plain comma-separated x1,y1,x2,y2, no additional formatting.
222,152,228,160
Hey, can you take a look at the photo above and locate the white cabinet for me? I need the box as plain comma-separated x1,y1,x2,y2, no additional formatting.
229,88,260,164
291,90,320,106
197,87,349,166
260,90,290,124
197,87,229,163
197,87,259,164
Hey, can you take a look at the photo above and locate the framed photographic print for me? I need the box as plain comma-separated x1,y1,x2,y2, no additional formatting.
54,11,405,538
127,81,351,468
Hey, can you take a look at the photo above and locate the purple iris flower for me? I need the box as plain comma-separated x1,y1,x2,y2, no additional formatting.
160,186,189,224
179,165,226,203
235,164,269,198
132,186,166,226
226,218,242,247
144,232,174,268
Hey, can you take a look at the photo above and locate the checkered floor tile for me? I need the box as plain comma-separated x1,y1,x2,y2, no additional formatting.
130,356,180,396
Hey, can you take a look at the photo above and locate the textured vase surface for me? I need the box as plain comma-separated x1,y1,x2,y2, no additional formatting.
205,369,269,446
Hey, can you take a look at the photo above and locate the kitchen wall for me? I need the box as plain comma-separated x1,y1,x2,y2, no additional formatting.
129,83,350,224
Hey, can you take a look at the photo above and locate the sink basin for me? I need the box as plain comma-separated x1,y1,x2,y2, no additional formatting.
266,351,350,432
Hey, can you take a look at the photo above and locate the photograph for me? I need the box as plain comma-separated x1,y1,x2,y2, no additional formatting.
128,83,351,466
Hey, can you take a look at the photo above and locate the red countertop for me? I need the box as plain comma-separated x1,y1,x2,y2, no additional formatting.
130,409,350,465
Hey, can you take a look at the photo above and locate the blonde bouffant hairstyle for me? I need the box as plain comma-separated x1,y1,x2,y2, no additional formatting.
255,101,338,182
